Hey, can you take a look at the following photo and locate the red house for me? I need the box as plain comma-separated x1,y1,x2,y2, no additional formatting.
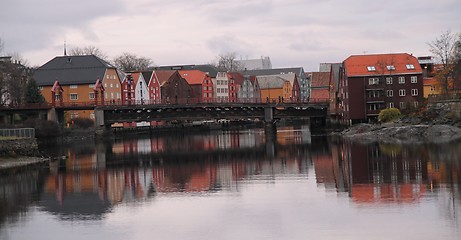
179,70,213,103
227,72,244,102
339,53,423,124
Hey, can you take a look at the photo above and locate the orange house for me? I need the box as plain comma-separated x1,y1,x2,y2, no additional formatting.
256,75,287,102
34,55,122,123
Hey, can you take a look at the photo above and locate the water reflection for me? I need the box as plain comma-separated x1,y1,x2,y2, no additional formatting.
1,126,460,239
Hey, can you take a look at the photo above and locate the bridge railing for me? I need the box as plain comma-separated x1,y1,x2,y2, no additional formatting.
1,97,330,109
0,128,35,139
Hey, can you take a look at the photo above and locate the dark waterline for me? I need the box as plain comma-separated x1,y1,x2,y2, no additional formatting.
1,126,460,240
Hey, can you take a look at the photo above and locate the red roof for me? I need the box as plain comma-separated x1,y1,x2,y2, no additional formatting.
423,77,438,86
154,70,176,85
344,53,422,77
228,72,245,85
311,88,330,100
178,70,208,85
311,72,330,87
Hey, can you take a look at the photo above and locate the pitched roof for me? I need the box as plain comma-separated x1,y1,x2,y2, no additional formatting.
178,70,208,85
344,53,422,77
276,73,297,85
310,72,330,88
34,55,116,86
310,88,330,100
155,65,219,78
256,75,286,89
228,72,245,85
153,70,177,86
141,71,153,85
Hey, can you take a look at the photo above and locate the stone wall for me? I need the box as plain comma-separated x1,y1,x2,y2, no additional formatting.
0,138,38,156
428,101,461,118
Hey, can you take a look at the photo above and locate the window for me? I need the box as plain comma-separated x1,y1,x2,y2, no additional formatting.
39,86,43,90
414,101,419,108
386,77,393,84
89,84,95,88
89,92,95,99
399,89,406,96
369,104,379,111
399,76,405,84
70,85,77,89
367,66,376,71
368,91,380,98
411,76,417,83
90,113,95,119
387,90,393,97
387,65,395,70
411,89,418,96
406,64,415,70
70,93,78,100
116,84,119,88
400,102,406,109
388,102,394,108
110,83,113,88
369,78,379,85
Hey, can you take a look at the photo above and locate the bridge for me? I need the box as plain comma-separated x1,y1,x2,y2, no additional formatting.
1,98,330,132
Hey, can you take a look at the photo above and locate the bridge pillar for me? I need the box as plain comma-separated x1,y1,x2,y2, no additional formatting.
94,109,105,127
47,108,58,123
264,107,276,139
94,108,112,136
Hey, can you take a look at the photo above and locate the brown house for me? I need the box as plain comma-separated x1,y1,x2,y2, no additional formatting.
154,70,194,104
339,53,423,123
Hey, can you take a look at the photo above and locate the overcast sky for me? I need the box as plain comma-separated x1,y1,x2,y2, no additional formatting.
1,0,460,71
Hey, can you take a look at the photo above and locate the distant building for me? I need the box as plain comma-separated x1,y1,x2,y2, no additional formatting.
239,67,309,102
236,56,272,70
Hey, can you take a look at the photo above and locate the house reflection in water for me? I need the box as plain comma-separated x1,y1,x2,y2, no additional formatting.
340,141,428,204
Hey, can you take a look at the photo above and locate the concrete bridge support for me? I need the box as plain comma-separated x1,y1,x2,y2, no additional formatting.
94,108,111,136
47,108,57,123
264,107,276,139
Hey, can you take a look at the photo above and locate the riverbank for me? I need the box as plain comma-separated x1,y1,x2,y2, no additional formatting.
341,123,461,144
0,156,49,172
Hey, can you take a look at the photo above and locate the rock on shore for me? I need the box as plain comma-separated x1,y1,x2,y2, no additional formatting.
342,123,461,144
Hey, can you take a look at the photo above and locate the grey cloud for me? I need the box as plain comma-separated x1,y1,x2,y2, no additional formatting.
0,0,125,52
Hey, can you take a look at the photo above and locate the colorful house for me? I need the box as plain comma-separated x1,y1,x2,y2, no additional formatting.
34,55,122,122
179,69,213,103
256,75,288,102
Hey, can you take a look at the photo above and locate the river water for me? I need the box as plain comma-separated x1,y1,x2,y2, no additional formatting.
0,126,460,240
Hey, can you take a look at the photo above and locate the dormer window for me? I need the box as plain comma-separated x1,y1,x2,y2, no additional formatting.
406,64,415,69
367,66,376,71
387,65,395,70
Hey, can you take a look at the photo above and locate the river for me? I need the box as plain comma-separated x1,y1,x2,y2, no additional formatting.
0,125,460,240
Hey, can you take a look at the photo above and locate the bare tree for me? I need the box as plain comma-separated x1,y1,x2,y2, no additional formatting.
113,52,153,72
428,30,459,94
214,52,242,72
69,45,108,60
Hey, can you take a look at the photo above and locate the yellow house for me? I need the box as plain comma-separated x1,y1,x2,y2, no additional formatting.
257,75,288,102
34,55,122,123
423,77,442,98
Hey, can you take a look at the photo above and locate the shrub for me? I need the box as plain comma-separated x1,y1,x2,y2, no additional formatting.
378,108,401,123
70,117,94,129
22,119,62,138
